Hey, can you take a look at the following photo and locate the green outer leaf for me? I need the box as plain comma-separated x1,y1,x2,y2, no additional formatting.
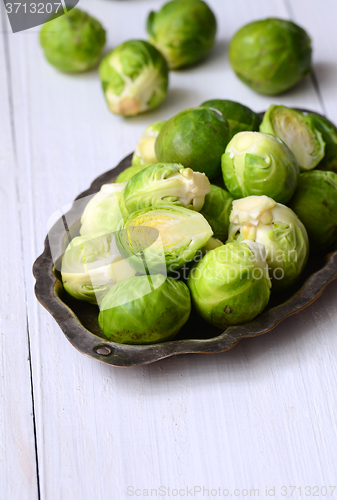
124,163,184,212
100,64,125,96
221,154,244,199
147,0,217,69
188,241,271,329
200,185,234,241
98,275,191,344
116,164,151,183
80,184,129,236
116,205,213,274
40,8,106,73
289,170,337,251
260,105,325,171
146,11,156,39
221,132,299,203
307,114,337,173
229,18,312,95
155,106,230,180
201,99,262,139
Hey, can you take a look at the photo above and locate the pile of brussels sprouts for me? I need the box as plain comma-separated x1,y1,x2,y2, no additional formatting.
39,2,314,117
61,100,337,345
40,0,218,116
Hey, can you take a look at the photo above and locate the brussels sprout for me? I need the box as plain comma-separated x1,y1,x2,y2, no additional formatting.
229,18,312,95
116,164,150,184
80,183,128,236
131,121,166,166
202,237,224,252
188,240,271,329
116,205,213,274
147,0,217,70
98,275,191,344
307,114,337,173
289,171,337,252
124,163,210,213
228,196,309,291
99,40,169,116
40,8,106,73
221,132,299,203
199,185,234,241
260,105,325,171
155,107,231,179
61,231,136,305
201,99,262,139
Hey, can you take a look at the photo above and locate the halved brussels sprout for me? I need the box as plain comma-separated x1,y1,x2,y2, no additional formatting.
155,107,231,179
40,8,106,73
98,275,191,344
124,163,210,213
202,237,224,252
201,99,262,139
260,105,325,171
228,196,309,291
200,185,234,241
229,18,312,95
147,0,217,70
61,231,136,304
188,240,271,329
131,121,166,166
221,132,299,203
99,40,169,116
116,164,150,184
116,205,213,274
307,114,337,173
289,170,337,251
80,183,128,236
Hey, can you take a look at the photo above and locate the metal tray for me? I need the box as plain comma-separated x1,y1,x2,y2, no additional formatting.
33,110,337,367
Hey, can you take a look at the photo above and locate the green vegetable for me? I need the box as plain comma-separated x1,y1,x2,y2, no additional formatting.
147,0,217,69
98,275,191,344
188,240,271,329
131,121,166,166
289,170,337,251
221,131,299,203
116,205,213,274
202,237,224,252
201,99,262,139
228,196,309,291
116,164,150,184
307,114,337,173
200,185,234,241
80,183,128,236
229,18,312,95
260,105,325,171
99,40,169,116
155,107,231,179
124,163,210,213
61,231,136,304
40,8,106,73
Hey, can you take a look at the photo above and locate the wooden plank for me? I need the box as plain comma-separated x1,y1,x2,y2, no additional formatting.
283,0,337,123
4,0,337,498
0,8,39,500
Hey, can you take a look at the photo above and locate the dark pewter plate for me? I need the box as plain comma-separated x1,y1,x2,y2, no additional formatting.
33,109,337,367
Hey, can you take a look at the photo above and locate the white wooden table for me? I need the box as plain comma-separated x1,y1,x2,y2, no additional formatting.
1,1,337,499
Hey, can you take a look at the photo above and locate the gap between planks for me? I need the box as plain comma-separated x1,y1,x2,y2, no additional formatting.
282,0,327,116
